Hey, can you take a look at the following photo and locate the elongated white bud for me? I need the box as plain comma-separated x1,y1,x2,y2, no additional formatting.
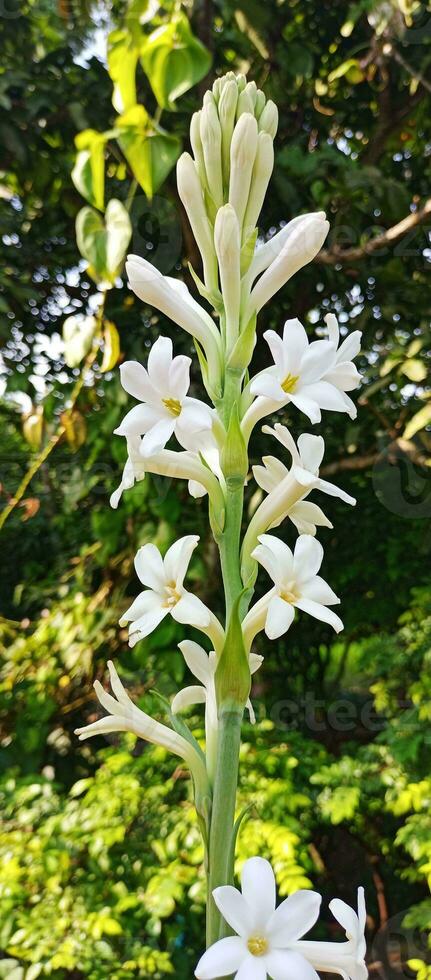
177,152,218,291
255,89,266,119
229,113,259,231
237,87,255,117
251,211,327,279
245,214,329,317
200,101,224,209
190,111,207,188
258,99,279,138
214,204,241,351
243,132,274,241
218,79,238,188
126,255,222,377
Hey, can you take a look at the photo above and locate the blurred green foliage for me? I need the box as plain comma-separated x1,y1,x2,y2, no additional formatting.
1,0,431,975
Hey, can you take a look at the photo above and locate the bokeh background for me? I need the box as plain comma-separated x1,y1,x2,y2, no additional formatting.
1,0,431,977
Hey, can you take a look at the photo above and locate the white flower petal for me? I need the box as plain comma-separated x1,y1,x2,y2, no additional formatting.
265,949,319,980
289,501,333,533
336,330,362,364
266,595,295,639
317,478,356,506
241,857,276,930
288,391,321,424
120,360,156,403
325,363,361,392
292,465,318,488
301,575,340,605
168,353,191,399
251,374,286,402
195,937,246,979
297,434,325,474
255,534,295,584
134,543,166,591
140,418,176,456
128,605,168,642
263,329,289,372
325,312,339,346
264,424,300,464
329,899,360,940
236,956,267,980
213,885,255,937
300,340,335,385
115,403,161,437
282,318,309,369
304,381,354,415
119,588,163,625
173,592,211,628
164,534,199,586
267,890,321,945
171,685,207,713
147,336,173,391
295,597,343,633
93,680,123,717
178,639,213,686
293,536,323,583
178,398,213,434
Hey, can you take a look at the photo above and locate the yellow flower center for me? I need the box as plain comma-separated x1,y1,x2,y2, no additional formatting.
280,581,298,604
162,397,182,417
163,582,181,607
281,373,299,394
247,936,268,957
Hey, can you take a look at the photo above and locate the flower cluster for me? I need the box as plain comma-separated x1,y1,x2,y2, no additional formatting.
76,70,366,978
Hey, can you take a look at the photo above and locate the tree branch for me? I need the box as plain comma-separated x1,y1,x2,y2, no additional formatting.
316,198,431,265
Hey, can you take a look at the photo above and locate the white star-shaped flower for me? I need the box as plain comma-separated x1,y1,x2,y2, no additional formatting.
115,336,213,457
249,316,361,424
120,536,223,648
195,856,321,980
243,533,343,642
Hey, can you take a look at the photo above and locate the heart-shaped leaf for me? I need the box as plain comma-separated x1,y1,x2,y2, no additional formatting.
71,129,106,210
117,105,181,199
75,199,132,284
141,13,212,111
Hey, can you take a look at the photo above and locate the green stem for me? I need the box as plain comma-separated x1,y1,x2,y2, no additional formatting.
206,706,243,947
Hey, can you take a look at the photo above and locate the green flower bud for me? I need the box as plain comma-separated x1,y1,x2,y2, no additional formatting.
214,204,241,351
190,110,207,189
215,593,251,711
221,401,248,486
258,99,279,138
177,152,218,291
219,80,239,188
200,101,224,210
243,131,274,241
229,113,259,231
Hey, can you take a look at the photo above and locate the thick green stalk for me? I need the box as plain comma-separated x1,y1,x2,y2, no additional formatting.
206,366,246,952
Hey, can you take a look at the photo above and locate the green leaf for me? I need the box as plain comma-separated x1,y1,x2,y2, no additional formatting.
63,315,97,368
403,402,431,440
141,12,212,111
100,320,121,373
117,105,181,199
107,29,138,113
71,129,106,211
75,199,132,284
401,358,427,383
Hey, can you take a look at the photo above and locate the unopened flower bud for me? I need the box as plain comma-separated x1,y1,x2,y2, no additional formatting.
200,101,224,210
219,79,238,187
237,87,255,118
190,111,207,188
258,99,279,139
236,73,246,92
246,214,329,317
214,204,241,350
177,152,218,291
229,113,259,231
255,89,266,119
243,132,274,241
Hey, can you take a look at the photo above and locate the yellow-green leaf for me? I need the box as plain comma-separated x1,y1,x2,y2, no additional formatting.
141,12,212,111
403,402,431,440
107,28,138,113
71,129,106,210
100,320,121,372
117,105,181,198
401,358,427,382
75,200,132,284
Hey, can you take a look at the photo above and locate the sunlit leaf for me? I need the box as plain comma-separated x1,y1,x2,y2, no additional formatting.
71,129,106,211
100,320,121,373
117,105,181,198
141,13,212,111
107,29,138,113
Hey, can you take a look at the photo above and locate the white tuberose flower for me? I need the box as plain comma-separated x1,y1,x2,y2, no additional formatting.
243,534,343,643
256,424,356,530
297,887,367,980
248,317,361,426
195,856,321,980
115,336,213,457
172,641,263,779
120,536,224,649
75,660,195,762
